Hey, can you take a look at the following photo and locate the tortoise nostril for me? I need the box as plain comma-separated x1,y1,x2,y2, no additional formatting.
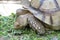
14,22,19,28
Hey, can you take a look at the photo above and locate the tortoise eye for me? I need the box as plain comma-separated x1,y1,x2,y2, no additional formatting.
17,25,20,27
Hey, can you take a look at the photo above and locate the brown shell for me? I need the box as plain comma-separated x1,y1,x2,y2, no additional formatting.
28,0,60,30
31,0,60,10
31,0,40,9
20,0,60,30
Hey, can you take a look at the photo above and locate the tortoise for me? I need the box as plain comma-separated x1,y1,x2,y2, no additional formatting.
14,0,60,34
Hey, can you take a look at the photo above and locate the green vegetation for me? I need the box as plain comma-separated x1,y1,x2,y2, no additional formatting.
0,13,60,40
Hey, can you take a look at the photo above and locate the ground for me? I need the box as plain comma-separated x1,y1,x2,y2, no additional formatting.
0,13,60,40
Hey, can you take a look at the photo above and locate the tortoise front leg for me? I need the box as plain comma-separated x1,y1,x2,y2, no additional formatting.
28,14,46,34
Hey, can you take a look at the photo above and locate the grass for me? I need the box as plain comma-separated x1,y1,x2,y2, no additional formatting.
0,13,60,40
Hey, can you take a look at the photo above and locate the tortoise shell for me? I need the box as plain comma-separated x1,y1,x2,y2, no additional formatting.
20,0,60,30
31,0,60,10
29,0,60,30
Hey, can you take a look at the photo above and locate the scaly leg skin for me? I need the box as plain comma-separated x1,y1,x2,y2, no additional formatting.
28,14,46,34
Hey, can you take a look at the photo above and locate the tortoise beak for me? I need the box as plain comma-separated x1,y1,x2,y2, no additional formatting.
14,22,20,29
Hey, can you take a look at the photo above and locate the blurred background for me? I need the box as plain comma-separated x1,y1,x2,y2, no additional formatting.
0,1,23,16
